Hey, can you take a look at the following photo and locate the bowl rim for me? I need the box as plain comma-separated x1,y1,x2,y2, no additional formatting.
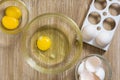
0,0,29,34
22,13,83,74
75,54,112,80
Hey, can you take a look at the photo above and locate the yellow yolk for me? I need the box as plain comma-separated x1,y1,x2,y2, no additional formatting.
5,6,22,19
2,16,19,30
37,36,51,51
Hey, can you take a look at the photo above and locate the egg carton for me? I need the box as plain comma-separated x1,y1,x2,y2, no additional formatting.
81,0,120,51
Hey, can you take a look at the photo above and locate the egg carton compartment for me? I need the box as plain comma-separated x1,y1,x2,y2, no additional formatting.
81,0,120,51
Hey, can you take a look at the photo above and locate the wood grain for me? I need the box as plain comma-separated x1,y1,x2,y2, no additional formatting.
0,0,120,80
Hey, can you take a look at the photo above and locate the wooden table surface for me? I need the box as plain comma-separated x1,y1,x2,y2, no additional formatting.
0,0,120,80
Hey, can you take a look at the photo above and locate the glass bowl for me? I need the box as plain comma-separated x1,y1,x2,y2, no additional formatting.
75,54,112,80
21,13,82,74
0,0,29,34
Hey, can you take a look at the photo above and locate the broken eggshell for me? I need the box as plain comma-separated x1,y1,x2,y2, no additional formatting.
79,68,100,80
78,61,85,74
80,68,98,80
85,56,102,72
82,25,98,41
95,67,105,80
75,54,112,80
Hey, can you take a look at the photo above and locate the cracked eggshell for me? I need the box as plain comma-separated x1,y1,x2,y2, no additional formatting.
85,56,102,72
95,32,112,47
95,67,105,80
82,25,98,41
80,70,99,80
78,62,85,75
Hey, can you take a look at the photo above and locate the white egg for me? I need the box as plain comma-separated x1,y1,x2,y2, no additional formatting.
78,62,85,75
85,56,102,72
95,67,105,80
95,32,112,47
82,25,98,41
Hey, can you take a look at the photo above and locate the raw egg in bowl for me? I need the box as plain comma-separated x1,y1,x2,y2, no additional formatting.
21,13,82,74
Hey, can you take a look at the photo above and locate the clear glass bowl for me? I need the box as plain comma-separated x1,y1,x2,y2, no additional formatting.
21,13,82,74
0,0,29,34
75,54,112,80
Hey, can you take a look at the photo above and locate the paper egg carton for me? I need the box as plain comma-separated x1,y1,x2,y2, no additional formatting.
81,0,120,51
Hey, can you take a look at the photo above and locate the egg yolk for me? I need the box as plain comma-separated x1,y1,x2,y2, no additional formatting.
2,16,19,30
5,6,22,19
37,36,51,51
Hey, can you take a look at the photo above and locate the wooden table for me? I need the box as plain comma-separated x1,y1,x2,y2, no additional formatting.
0,0,120,80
